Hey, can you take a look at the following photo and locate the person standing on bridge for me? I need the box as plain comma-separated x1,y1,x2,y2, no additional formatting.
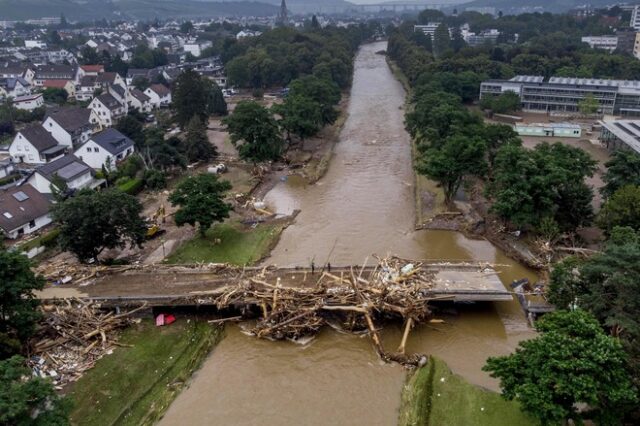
327,262,331,272
311,261,315,274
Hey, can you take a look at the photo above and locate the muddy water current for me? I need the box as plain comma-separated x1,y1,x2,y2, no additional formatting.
160,42,536,426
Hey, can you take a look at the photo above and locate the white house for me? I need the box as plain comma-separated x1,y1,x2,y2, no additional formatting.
0,158,15,179
128,88,152,113
75,128,135,170
13,93,44,111
9,124,66,164
0,184,52,239
43,107,101,148
27,154,97,194
0,77,32,98
144,84,171,109
88,93,127,127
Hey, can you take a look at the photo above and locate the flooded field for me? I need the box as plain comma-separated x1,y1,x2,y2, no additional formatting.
160,42,536,426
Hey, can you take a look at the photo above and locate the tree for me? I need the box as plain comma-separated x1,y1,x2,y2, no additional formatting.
288,75,340,126
491,142,596,232
204,80,227,116
416,134,487,204
42,88,67,105
0,356,70,425
52,189,147,263
480,91,521,114
115,115,144,148
168,174,232,237
484,310,638,425
433,23,451,57
180,21,194,34
597,185,640,234
272,93,322,141
183,116,216,163
311,15,320,29
602,150,640,199
222,101,284,162
578,93,599,116
172,69,208,127
138,129,187,171
0,251,44,358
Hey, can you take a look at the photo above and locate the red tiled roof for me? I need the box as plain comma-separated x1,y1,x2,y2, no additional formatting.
80,65,104,72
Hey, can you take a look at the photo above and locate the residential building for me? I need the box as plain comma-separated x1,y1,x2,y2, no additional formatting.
414,23,441,38
0,158,15,179
0,184,52,239
599,119,640,154
88,93,127,127
12,93,44,111
616,28,637,54
631,6,640,31
9,124,66,164
128,88,152,113
0,77,31,98
27,154,97,194
581,36,618,52
183,40,212,57
34,64,77,86
43,108,101,148
42,79,76,98
75,128,135,170
480,75,640,116
0,65,35,84
634,33,640,60
144,84,171,108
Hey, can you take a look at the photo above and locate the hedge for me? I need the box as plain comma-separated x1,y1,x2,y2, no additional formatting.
117,177,144,195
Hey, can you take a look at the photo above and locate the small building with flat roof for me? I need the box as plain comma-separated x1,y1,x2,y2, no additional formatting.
514,123,582,138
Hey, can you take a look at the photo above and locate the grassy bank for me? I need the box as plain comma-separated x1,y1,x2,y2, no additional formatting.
68,319,223,426
399,357,536,426
166,221,286,265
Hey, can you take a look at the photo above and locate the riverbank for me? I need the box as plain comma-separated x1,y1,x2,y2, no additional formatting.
399,357,536,426
68,319,223,426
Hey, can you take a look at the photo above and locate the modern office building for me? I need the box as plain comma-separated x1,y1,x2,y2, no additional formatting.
480,75,640,116
581,35,618,52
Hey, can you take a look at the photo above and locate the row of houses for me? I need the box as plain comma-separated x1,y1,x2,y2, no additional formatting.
0,125,136,239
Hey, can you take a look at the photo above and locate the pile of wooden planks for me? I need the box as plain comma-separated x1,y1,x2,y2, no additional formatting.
29,299,146,388
210,256,437,366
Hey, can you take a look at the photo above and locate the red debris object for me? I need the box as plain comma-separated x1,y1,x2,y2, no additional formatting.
155,314,176,326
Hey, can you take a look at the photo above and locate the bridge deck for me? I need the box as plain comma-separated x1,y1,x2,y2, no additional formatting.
37,263,513,306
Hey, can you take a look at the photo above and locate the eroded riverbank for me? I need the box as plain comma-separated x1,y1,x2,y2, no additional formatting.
159,42,535,426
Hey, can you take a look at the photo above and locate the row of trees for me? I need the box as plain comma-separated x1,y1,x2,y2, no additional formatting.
223,24,377,89
222,75,341,163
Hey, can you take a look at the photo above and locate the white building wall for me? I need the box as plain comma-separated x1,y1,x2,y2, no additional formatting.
42,117,73,147
9,133,44,164
5,213,52,239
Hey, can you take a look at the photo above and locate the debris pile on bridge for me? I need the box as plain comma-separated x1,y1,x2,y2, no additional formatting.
28,299,146,388
211,256,436,366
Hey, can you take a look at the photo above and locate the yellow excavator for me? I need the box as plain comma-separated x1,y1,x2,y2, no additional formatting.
146,205,167,240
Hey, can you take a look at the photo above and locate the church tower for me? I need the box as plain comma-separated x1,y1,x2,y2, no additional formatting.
277,0,289,26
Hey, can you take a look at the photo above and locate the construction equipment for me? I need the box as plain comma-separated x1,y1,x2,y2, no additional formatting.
145,205,167,239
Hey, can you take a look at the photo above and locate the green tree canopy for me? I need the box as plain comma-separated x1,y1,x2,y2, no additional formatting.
288,75,340,126
183,116,217,163
204,80,228,116
115,115,144,148
172,69,208,127
597,185,640,234
0,356,70,425
168,173,232,237
272,93,322,141
42,88,67,105
433,23,451,57
416,134,487,204
602,150,640,199
491,142,596,232
222,101,284,162
484,310,637,425
52,189,147,263
578,93,599,116
0,251,44,358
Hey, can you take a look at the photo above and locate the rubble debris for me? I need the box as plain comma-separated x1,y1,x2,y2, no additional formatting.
28,299,146,387
209,256,437,367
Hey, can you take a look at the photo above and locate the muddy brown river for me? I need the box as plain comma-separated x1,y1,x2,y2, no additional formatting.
160,42,536,426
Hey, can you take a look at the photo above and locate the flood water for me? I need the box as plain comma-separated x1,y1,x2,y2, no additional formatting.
160,42,536,426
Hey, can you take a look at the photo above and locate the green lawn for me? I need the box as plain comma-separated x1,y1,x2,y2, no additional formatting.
68,319,223,426
166,221,285,265
399,357,537,426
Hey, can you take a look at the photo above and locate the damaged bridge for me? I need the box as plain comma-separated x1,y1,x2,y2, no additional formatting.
38,261,513,308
